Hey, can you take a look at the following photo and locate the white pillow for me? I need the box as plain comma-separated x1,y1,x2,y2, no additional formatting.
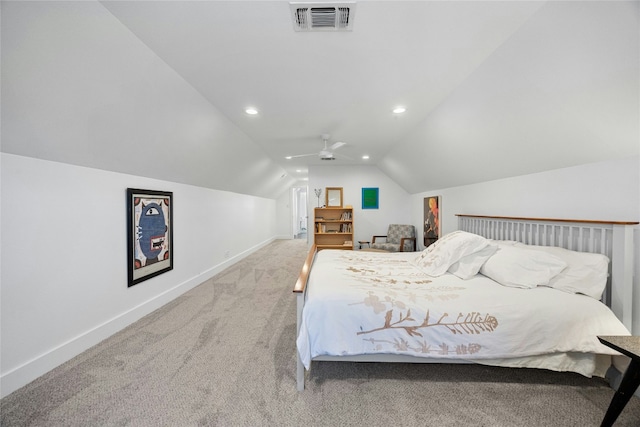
514,243,609,299
414,231,489,276
448,243,498,280
479,243,567,289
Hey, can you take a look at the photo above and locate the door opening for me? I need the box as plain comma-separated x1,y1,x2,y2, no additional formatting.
292,187,308,240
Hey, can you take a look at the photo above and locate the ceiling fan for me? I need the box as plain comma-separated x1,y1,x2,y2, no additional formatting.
286,134,346,161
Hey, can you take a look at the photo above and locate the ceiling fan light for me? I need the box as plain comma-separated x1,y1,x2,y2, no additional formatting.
320,151,335,160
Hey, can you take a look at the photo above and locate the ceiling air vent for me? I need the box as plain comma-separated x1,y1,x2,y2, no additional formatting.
290,2,356,31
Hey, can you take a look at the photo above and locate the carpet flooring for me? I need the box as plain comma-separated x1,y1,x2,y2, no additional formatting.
2,239,640,426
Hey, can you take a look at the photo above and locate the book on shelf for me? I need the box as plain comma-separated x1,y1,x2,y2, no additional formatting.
339,223,352,232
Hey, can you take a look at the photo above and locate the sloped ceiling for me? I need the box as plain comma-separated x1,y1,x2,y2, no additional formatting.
381,1,640,193
2,1,638,198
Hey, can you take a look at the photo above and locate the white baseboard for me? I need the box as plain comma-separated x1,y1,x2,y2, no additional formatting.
277,234,295,240
0,237,275,398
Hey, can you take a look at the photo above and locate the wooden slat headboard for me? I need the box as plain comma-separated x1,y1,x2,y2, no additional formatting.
457,215,637,333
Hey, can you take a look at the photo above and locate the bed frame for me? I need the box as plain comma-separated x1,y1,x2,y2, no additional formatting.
293,215,638,391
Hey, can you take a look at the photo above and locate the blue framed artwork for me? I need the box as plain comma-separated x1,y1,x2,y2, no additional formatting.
362,187,379,209
126,188,173,287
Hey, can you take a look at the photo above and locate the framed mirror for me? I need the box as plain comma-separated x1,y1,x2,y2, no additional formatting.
326,187,343,208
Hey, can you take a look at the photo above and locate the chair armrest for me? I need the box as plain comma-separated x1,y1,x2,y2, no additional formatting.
399,237,417,252
372,235,387,244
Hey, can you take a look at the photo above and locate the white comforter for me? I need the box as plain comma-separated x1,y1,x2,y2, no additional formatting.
297,250,629,373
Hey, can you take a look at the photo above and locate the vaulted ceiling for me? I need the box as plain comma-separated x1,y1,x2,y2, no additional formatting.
3,1,638,198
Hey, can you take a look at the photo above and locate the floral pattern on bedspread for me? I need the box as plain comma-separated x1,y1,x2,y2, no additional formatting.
297,250,500,365
363,337,482,356
349,252,499,356
342,252,465,303
296,249,629,370
358,308,497,356
357,309,498,337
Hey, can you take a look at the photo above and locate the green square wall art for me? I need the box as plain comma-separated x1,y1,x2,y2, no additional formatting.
362,187,379,209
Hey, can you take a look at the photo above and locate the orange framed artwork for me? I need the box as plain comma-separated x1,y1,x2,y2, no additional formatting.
423,196,440,248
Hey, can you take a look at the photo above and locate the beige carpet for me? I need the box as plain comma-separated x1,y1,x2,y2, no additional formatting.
2,239,640,426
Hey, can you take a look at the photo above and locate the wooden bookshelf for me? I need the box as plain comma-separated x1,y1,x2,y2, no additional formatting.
314,207,353,250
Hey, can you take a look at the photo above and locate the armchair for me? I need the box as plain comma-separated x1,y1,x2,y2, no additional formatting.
371,224,416,252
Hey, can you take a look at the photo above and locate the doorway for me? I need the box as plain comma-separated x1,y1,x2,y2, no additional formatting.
292,186,308,240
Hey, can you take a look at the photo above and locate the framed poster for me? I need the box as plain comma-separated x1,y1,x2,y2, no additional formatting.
424,196,441,247
362,187,379,209
326,187,343,207
126,188,173,287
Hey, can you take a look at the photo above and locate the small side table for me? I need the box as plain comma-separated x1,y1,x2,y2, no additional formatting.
358,240,370,249
598,335,640,427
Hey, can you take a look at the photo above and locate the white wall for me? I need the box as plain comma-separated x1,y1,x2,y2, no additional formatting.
0,154,277,397
411,155,640,333
276,189,293,240
308,165,413,247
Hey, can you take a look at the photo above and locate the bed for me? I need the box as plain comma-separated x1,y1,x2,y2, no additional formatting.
293,215,638,391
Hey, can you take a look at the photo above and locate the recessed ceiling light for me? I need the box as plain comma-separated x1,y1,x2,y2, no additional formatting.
285,156,293,160
393,106,406,114
362,155,370,160
245,107,258,115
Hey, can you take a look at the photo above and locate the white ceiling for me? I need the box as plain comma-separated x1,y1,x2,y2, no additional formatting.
4,1,639,197
100,0,548,180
